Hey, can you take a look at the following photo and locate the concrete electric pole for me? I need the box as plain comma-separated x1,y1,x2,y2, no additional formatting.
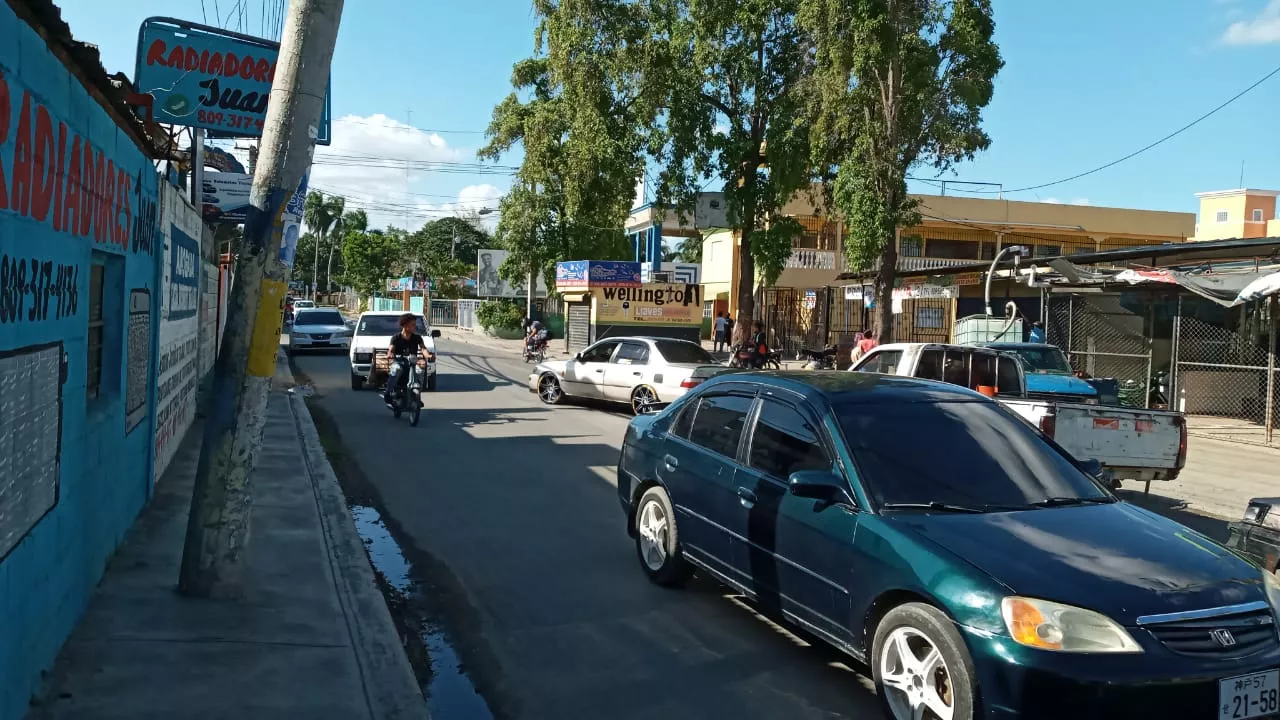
179,0,345,598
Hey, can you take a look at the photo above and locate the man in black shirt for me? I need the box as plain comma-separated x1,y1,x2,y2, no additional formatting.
384,313,426,404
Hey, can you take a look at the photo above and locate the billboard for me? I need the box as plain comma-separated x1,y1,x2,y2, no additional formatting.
386,277,430,292
476,249,547,298
555,260,643,290
199,171,251,223
135,17,332,144
596,284,703,326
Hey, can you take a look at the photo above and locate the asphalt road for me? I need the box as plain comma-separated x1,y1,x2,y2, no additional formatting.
292,338,885,720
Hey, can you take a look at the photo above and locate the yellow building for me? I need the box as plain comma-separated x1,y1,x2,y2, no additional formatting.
1191,189,1280,241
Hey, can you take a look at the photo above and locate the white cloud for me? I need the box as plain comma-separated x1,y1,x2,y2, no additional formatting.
1042,197,1062,204
1222,0,1280,44
304,114,505,231
1070,198,1090,206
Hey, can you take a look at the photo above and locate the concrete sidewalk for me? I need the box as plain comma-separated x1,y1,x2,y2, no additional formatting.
1139,435,1280,521
28,360,427,720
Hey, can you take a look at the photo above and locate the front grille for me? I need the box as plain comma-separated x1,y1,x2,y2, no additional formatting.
1144,608,1277,658
1026,391,1094,404
312,333,331,341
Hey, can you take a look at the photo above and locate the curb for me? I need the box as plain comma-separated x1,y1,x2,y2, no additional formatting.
280,361,431,720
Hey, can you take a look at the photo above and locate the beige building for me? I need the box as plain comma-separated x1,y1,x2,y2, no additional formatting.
1191,189,1280,241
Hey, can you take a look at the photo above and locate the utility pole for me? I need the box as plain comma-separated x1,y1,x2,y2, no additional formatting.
180,0,345,598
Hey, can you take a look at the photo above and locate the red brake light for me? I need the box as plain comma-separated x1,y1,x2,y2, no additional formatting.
680,378,702,389
1173,416,1187,469
1039,412,1056,439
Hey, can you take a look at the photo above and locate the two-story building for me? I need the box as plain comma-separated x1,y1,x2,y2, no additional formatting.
1191,188,1280,241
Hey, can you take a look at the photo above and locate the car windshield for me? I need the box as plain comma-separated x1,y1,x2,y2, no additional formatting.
835,400,1109,511
654,340,713,364
1009,347,1072,373
296,310,343,326
359,315,426,335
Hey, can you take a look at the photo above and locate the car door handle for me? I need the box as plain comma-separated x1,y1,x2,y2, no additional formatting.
595,368,604,373
663,454,679,472
632,371,641,376
737,487,757,508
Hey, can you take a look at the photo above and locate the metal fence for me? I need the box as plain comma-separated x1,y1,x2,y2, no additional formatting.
1172,296,1277,445
755,286,832,356
1046,292,1154,408
428,299,482,331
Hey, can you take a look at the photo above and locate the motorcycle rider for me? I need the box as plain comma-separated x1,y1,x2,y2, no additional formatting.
750,322,769,368
383,313,427,405
524,318,548,356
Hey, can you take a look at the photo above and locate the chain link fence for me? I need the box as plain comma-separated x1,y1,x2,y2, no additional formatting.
1046,292,1154,408
1173,297,1277,445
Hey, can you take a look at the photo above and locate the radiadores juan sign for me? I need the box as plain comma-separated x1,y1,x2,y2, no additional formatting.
134,17,331,144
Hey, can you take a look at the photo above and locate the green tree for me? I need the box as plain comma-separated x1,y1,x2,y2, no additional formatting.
409,216,491,269
303,191,345,298
340,227,401,297
801,0,1002,340
326,208,367,293
480,5,646,292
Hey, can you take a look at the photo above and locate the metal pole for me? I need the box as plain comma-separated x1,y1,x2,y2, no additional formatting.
179,0,344,598
1144,300,1155,409
190,129,205,206
1265,296,1276,445
527,267,535,321
1170,295,1182,410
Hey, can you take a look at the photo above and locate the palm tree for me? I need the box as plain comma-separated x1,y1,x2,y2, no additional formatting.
303,191,344,299
326,208,367,293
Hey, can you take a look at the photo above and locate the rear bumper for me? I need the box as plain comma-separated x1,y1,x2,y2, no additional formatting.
291,336,350,351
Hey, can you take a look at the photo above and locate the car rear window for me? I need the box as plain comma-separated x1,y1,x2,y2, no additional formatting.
835,400,1106,508
296,310,343,326
359,315,425,335
654,340,713,364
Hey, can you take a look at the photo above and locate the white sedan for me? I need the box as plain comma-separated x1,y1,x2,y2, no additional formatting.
287,308,351,354
528,336,722,415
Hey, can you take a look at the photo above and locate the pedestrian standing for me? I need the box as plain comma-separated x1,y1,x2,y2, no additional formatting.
725,315,735,348
713,312,729,352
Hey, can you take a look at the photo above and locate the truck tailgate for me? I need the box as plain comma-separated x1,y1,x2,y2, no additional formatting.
1053,404,1182,470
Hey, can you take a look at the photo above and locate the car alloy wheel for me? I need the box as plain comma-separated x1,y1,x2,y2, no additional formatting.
632,486,691,587
631,385,658,415
538,375,563,404
879,627,954,720
637,499,669,571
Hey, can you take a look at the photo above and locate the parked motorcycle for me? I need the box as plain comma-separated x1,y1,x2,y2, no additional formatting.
523,339,548,364
800,346,838,371
384,352,426,426
727,344,782,370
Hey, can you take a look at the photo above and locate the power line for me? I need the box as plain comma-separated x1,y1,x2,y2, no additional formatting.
940,59,1280,196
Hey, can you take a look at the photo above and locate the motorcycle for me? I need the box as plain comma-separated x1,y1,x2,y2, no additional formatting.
800,346,838,371
523,338,548,363
727,344,782,370
384,352,427,426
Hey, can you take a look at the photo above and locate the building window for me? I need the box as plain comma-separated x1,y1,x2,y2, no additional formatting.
924,238,980,260
899,236,923,257
1252,209,1264,222
703,301,714,318
1034,244,1062,258
87,263,105,401
1215,210,1229,223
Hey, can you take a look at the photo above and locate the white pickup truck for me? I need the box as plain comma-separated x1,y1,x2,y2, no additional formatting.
851,343,1187,484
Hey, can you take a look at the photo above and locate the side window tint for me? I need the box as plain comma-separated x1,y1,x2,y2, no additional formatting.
749,400,830,478
671,397,699,439
687,394,753,459
941,350,971,387
997,356,1022,395
917,349,944,380
856,352,881,373
972,353,997,390
614,343,649,365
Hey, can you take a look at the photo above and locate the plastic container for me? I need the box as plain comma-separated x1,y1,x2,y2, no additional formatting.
954,314,1024,345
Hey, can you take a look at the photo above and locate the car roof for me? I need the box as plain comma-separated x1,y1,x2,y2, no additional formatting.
701,370,990,405
359,311,424,317
872,342,1006,353
596,336,701,346
977,342,1055,349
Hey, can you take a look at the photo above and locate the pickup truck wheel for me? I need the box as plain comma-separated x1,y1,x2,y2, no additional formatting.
350,373,363,391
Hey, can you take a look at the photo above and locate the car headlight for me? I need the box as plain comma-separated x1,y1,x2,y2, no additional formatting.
1264,571,1280,612
1001,597,1142,653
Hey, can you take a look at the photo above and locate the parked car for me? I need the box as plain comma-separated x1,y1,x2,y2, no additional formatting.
287,308,350,354
972,342,1099,403
1228,497,1280,575
293,299,316,311
528,336,722,415
617,371,1280,720
851,343,1187,483
348,311,440,391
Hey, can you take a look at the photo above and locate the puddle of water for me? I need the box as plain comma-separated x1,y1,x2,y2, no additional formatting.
350,504,494,720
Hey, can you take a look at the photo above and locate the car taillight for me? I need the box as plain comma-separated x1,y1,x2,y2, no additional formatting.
1039,412,1056,439
680,378,702,389
1173,415,1187,470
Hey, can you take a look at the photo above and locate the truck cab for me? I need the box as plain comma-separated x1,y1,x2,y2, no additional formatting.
974,342,1099,404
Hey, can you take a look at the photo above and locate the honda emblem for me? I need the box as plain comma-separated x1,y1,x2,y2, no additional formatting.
1210,629,1237,647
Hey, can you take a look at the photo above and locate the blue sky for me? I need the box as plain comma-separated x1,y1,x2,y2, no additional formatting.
56,0,1280,230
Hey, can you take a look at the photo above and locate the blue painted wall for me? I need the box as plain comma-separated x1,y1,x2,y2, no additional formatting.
0,4,162,717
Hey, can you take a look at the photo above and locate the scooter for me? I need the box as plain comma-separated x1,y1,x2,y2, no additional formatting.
523,339,548,363
800,346,838,371
384,352,427,426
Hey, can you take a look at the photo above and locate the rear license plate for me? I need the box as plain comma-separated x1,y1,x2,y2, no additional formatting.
1219,669,1279,719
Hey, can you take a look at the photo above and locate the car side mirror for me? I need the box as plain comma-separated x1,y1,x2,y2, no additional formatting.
788,470,856,507
431,329,441,338
574,352,584,362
